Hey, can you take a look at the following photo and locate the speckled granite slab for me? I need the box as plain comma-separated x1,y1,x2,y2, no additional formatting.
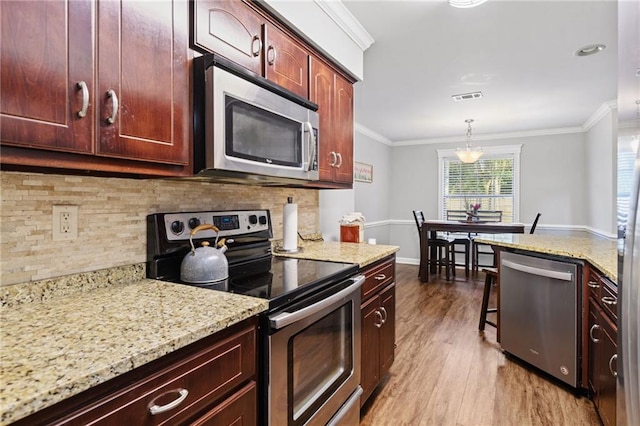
0,279,268,425
474,234,618,282
273,240,399,267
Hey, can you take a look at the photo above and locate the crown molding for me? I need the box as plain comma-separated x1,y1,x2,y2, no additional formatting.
354,123,393,146
314,0,374,51
582,100,617,132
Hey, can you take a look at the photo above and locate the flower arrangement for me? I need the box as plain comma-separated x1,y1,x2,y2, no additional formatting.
467,203,481,222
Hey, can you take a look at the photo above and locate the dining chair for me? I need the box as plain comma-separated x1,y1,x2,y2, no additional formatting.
471,210,503,275
413,210,455,281
445,210,471,277
478,213,541,331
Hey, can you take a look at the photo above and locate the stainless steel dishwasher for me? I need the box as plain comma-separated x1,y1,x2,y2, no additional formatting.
500,251,582,387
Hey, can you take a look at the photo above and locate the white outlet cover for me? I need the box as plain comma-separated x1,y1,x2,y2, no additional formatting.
52,205,78,241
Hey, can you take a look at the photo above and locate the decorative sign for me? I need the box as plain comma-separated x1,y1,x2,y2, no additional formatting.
354,162,373,183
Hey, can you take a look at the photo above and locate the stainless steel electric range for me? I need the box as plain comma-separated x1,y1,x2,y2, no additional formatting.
147,210,364,426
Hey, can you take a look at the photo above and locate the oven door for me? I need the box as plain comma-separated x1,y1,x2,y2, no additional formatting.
268,275,363,426
207,65,319,181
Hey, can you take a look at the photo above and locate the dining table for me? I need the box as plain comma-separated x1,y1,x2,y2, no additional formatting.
419,220,525,282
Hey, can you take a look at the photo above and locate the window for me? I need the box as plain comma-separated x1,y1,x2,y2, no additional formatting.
438,145,521,222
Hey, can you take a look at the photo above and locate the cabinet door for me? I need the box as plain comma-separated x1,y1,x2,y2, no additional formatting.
379,283,396,378
309,56,336,182
333,74,354,184
0,0,94,153
360,294,381,405
264,23,309,99
193,0,263,75
97,0,189,165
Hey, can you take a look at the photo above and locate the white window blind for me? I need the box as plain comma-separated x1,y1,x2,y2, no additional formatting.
438,146,521,223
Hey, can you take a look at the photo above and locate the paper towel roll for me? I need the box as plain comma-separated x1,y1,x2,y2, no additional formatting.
283,197,298,251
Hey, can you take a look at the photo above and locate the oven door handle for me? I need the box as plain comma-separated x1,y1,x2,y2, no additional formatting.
269,275,364,330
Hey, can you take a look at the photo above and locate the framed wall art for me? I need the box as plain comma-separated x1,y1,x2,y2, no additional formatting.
354,162,373,183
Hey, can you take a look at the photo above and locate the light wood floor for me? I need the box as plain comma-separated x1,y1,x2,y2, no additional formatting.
360,264,600,426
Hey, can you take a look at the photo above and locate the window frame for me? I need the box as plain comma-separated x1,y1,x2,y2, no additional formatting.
437,144,522,222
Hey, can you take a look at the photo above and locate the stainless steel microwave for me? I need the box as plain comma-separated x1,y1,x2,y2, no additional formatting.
193,54,319,184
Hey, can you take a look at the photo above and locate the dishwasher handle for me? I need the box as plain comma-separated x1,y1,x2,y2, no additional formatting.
501,259,574,281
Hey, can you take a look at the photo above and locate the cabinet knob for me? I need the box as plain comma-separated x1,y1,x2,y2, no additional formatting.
148,388,189,415
329,151,337,167
106,89,118,125
336,152,343,168
587,280,599,289
267,45,276,65
251,35,262,57
589,323,601,343
374,274,386,281
601,296,617,306
609,354,618,377
374,310,383,328
379,306,387,324
76,81,89,118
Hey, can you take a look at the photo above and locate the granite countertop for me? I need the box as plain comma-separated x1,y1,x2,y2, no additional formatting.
473,234,618,282
0,275,268,425
273,239,399,268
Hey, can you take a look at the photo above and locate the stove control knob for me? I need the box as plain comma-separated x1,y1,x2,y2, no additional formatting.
188,217,201,229
170,220,184,235
249,215,258,225
259,215,267,225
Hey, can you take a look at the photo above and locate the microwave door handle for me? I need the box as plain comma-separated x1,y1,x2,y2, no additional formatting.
304,121,316,172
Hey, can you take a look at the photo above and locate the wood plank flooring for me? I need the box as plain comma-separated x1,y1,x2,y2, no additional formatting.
360,264,600,426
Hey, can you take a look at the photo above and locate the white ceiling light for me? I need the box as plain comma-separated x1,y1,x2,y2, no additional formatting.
456,119,484,163
575,44,606,56
452,91,483,102
449,0,489,8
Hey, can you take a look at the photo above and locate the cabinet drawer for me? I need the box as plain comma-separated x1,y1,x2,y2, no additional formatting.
586,269,602,301
191,381,257,426
56,325,256,425
361,257,395,301
600,281,618,321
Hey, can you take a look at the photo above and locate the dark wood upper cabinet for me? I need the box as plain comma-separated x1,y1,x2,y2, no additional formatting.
193,0,310,99
0,0,190,176
0,0,94,153
193,0,263,75
96,0,189,165
310,56,353,185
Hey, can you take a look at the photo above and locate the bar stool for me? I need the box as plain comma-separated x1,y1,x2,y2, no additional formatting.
478,267,497,331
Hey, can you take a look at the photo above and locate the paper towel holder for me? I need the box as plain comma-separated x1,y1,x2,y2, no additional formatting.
274,245,304,254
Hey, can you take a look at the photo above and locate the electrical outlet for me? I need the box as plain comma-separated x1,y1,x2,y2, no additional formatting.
53,205,78,241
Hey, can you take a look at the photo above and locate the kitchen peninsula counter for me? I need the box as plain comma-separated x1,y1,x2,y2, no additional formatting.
473,234,618,281
0,267,268,425
274,239,400,267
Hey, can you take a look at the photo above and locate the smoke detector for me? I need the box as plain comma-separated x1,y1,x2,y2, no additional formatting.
452,91,483,102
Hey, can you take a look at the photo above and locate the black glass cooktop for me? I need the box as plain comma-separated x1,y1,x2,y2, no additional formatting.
180,256,358,310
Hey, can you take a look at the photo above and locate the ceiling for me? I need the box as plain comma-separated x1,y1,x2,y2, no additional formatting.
341,0,618,143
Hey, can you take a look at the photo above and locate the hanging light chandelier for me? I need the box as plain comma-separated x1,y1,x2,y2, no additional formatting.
455,119,484,164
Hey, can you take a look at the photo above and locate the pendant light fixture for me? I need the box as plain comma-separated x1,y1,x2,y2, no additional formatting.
455,119,484,164
449,0,489,8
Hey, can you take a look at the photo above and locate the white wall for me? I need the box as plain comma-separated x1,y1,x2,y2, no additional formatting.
585,106,618,236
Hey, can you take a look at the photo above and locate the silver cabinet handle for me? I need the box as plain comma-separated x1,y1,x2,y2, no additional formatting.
609,354,618,377
374,274,386,281
336,152,343,168
148,388,188,415
501,259,573,281
374,310,383,328
267,45,276,65
106,89,118,124
270,276,364,329
589,323,601,343
380,306,387,324
601,296,617,306
329,151,337,167
251,35,262,57
587,280,600,289
76,81,89,118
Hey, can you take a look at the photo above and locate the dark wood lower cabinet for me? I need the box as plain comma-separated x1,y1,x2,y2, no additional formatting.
359,256,396,406
585,267,617,426
14,318,258,426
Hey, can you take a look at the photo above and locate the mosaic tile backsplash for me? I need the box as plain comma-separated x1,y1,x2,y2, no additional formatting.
0,171,319,286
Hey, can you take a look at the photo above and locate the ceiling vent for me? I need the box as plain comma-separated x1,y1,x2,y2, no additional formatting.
452,91,483,102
